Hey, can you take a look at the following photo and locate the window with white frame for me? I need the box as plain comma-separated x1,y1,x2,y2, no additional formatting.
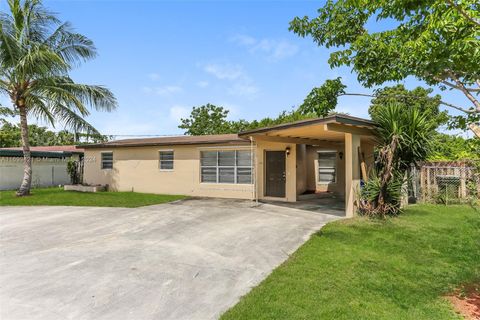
200,150,252,184
159,150,174,170
318,151,337,183
101,152,113,169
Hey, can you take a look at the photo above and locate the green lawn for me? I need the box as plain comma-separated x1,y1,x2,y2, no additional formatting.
0,188,186,207
222,205,480,320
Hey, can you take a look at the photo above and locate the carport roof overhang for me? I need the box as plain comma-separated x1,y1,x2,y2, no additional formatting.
239,114,377,144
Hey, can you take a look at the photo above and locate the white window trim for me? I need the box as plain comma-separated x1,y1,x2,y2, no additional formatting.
158,149,174,172
100,151,113,170
317,150,337,184
200,150,253,185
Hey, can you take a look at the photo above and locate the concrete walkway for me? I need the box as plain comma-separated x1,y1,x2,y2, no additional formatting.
0,198,341,320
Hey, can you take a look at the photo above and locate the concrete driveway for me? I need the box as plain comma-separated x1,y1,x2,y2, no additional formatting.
0,198,341,320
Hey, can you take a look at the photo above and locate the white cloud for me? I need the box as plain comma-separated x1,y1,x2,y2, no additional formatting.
230,34,299,61
169,105,190,122
202,62,259,98
196,81,209,88
148,73,160,81
228,83,259,97
143,85,183,96
156,86,182,95
204,63,245,80
230,34,256,46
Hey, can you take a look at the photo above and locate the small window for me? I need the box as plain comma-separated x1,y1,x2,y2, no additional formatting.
101,152,113,169
159,150,174,170
318,151,337,183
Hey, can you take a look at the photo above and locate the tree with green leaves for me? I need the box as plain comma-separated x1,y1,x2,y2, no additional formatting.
179,104,317,135
0,120,108,147
0,0,117,196
429,133,480,161
369,85,448,128
179,104,235,135
290,0,480,134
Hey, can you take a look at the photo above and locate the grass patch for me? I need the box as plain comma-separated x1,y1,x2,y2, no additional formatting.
222,205,480,320
0,187,186,207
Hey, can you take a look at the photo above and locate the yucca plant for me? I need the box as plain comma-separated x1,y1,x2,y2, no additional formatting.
0,0,117,196
360,103,436,217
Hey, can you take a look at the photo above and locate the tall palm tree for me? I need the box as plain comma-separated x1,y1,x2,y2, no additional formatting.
0,0,117,196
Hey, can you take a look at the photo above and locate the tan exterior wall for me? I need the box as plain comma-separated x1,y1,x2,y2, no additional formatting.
305,144,346,196
83,144,255,200
82,137,376,206
296,144,308,195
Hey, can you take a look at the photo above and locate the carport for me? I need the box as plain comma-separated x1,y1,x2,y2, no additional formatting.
239,114,377,217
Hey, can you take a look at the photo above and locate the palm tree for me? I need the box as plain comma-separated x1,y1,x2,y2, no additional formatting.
0,0,117,196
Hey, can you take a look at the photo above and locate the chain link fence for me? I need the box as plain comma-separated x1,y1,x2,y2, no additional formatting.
412,161,480,205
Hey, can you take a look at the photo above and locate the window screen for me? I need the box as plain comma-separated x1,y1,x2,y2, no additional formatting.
159,151,174,170
318,151,337,183
200,150,252,184
101,152,113,169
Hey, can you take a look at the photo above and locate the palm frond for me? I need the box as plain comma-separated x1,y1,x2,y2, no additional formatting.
49,103,100,135
25,93,54,125
0,106,16,117
17,44,68,78
30,76,117,112
45,22,97,66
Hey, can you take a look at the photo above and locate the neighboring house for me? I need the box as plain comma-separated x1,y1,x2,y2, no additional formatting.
82,115,377,216
0,146,84,190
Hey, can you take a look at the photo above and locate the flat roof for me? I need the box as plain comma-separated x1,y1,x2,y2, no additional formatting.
2,145,84,153
239,114,375,136
0,149,73,158
81,134,249,149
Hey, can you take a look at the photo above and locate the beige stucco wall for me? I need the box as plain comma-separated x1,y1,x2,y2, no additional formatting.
305,144,346,195
296,144,308,195
83,143,255,200
83,137,376,204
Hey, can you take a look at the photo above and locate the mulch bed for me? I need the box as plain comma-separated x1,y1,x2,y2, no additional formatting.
447,284,480,320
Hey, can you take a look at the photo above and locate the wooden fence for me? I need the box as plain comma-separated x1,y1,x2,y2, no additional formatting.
417,161,480,204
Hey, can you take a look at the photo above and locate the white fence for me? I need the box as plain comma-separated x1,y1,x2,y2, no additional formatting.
0,157,70,190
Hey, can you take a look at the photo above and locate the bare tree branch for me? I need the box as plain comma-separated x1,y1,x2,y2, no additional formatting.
438,78,480,92
469,124,480,138
449,72,480,112
340,93,476,114
445,0,480,27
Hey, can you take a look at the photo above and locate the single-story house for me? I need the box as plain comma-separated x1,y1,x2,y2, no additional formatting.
81,115,377,217
0,146,84,190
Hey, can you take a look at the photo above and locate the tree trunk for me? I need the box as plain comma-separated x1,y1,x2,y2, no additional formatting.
16,105,32,196
469,123,480,139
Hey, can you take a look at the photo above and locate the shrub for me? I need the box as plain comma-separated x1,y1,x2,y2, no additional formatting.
357,170,405,217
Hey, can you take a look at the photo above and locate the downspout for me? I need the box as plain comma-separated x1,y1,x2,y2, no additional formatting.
250,135,258,205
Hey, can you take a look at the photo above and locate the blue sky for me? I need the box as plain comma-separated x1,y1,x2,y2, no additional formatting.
0,0,471,138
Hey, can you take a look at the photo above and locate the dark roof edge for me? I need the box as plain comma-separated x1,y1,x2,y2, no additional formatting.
0,150,73,158
239,114,376,136
80,138,250,149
